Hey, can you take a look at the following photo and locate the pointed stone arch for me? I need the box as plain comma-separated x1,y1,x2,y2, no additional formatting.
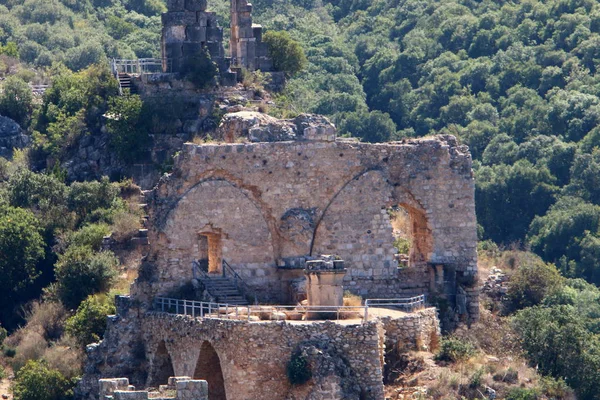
193,341,227,400
149,340,174,387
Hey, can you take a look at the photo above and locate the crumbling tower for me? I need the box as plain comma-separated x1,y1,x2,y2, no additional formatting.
161,0,227,73
230,0,272,71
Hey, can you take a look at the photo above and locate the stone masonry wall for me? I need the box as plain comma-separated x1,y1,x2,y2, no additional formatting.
78,302,441,400
138,135,478,320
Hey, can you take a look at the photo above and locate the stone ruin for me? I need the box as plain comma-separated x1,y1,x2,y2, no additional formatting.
160,0,272,83
76,114,478,400
99,377,208,400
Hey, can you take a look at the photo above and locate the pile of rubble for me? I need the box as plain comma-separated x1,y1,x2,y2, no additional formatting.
481,267,508,299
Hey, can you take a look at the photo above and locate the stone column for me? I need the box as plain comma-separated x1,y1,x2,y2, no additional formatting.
305,256,346,319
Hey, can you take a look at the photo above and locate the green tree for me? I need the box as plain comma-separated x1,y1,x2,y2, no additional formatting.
337,110,397,143
0,205,45,312
13,360,74,400
65,294,115,347
105,94,150,163
54,246,118,309
505,257,564,312
263,31,307,77
0,76,33,126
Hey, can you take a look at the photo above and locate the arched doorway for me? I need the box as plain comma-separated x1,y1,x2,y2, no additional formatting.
194,341,226,400
149,340,174,387
388,203,433,268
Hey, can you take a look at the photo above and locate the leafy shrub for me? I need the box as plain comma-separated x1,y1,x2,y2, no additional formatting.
505,258,564,313
13,360,74,400
493,367,519,384
0,205,45,324
435,337,476,363
55,246,118,309
4,347,16,357
42,336,83,379
64,223,111,251
263,31,307,77
0,324,7,346
0,75,33,126
287,350,312,385
505,387,540,400
65,294,115,347
105,94,151,163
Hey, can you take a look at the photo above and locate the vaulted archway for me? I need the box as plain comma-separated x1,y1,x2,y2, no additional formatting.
193,341,226,400
149,340,174,387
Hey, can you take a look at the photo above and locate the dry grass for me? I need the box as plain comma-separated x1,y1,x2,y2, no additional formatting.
10,330,47,373
111,209,141,242
22,301,69,341
42,335,83,379
343,292,363,307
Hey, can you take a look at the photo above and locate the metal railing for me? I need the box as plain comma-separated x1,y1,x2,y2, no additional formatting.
111,58,173,76
153,297,368,322
30,84,49,95
365,295,426,313
154,294,427,324
222,260,257,304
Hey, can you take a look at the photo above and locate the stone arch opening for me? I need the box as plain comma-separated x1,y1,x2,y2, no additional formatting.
388,203,433,268
193,341,226,400
149,340,174,387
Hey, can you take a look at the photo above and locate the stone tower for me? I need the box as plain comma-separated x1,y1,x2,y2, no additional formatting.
161,0,227,73
230,0,272,71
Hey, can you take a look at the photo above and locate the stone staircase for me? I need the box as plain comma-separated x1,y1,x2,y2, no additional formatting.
118,73,136,95
198,276,249,305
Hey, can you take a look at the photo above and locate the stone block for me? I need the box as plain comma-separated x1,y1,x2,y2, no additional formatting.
182,42,203,56
184,0,207,12
167,0,185,11
113,391,148,400
206,26,223,42
164,43,183,59
161,11,196,26
185,24,206,42
163,25,187,43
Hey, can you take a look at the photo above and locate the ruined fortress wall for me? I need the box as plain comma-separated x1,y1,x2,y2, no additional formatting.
141,313,385,399
79,307,441,400
141,136,477,309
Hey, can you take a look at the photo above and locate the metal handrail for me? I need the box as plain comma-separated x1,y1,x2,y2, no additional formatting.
222,259,257,304
154,294,428,324
153,297,368,323
112,58,174,75
365,295,426,313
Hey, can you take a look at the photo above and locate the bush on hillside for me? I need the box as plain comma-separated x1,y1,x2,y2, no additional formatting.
263,31,307,77
13,360,74,400
65,294,115,347
435,337,476,363
54,246,118,309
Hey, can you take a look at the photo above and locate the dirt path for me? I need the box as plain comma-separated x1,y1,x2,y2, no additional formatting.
0,378,11,400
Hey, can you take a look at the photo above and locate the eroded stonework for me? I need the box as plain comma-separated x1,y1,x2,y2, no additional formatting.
79,125,477,400
136,134,479,321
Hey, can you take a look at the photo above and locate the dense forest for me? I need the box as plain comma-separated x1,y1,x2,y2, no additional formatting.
1,0,600,398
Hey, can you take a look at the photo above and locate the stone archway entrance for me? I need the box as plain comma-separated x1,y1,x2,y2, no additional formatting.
149,340,174,387
193,341,226,400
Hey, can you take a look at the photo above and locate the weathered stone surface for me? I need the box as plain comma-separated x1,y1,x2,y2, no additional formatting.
216,112,336,143
0,115,30,158
141,135,478,318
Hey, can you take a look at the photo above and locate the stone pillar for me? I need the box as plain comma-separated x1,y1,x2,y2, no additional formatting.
305,256,346,319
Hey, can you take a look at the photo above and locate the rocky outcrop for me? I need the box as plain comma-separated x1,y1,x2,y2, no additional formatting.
0,115,30,158
216,112,336,143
